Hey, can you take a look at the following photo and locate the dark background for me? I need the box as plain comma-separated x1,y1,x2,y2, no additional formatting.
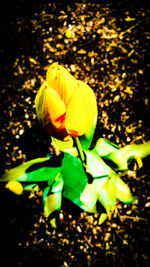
0,1,150,266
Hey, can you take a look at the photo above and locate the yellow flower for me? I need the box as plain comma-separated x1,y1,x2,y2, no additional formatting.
35,62,97,141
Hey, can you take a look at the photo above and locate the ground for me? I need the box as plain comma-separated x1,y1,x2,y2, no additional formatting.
0,1,150,266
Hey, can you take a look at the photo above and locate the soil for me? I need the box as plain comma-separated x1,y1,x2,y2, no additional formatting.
0,1,150,266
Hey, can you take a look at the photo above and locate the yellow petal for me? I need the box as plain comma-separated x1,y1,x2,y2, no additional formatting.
35,82,68,139
36,63,97,139
46,62,76,106
66,80,97,136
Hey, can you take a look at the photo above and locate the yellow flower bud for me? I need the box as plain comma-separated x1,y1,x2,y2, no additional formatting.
35,63,97,141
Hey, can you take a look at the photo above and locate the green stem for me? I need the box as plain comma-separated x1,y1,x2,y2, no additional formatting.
74,137,85,164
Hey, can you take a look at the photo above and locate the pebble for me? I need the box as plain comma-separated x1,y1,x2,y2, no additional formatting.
145,202,150,208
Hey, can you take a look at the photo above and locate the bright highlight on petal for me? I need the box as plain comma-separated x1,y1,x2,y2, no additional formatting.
66,80,97,137
46,62,76,106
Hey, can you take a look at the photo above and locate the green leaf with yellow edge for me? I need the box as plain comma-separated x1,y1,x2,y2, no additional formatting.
1,157,49,182
43,190,62,218
79,115,97,150
43,174,63,218
98,175,117,214
115,176,134,203
51,136,74,152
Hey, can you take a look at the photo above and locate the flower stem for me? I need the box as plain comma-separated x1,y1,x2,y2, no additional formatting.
74,137,85,164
